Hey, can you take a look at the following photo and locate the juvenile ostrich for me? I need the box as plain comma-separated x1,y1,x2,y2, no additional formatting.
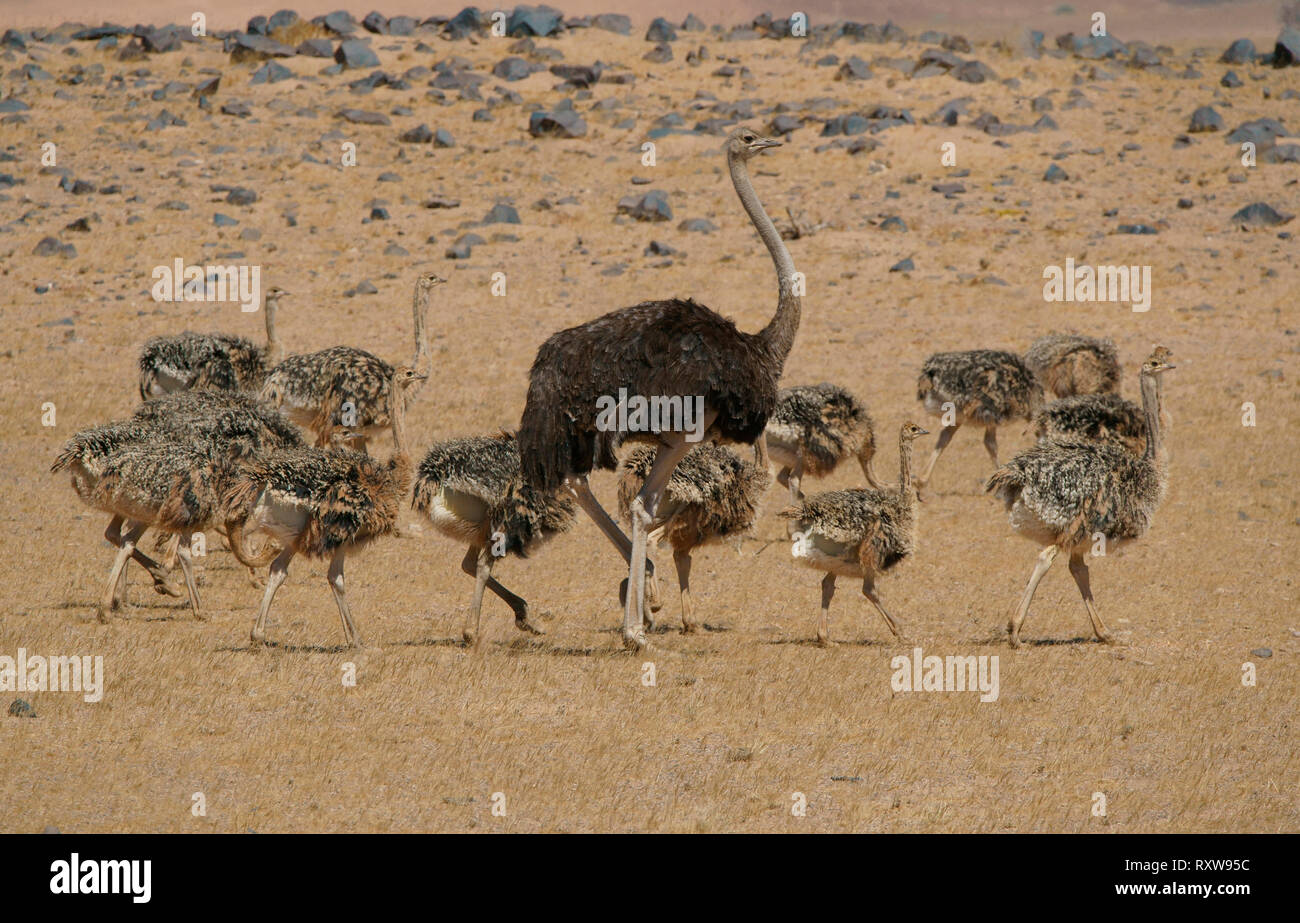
914,350,1043,494
138,286,289,399
779,423,927,645
1024,333,1120,399
412,432,575,644
51,438,258,621
616,439,771,633
224,366,426,648
260,273,438,450
519,127,800,650
985,348,1174,647
54,393,301,605
765,383,883,502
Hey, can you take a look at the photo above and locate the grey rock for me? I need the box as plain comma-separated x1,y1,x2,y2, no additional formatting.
483,203,520,224
335,39,379,69
617,189,672,222
1231,202,1293,226
646,17,677,42
1188,106,1223,133
1220,38,1255,64
339,108,390,125
529,109,586,138
1043,163,1068,182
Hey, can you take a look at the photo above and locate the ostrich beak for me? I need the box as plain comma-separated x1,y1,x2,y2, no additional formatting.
754,138,782,151
916,427,930,436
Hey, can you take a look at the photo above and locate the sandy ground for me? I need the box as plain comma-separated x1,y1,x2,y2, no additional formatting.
1,7,1297,833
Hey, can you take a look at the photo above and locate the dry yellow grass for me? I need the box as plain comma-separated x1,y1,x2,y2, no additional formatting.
1,18,1296,833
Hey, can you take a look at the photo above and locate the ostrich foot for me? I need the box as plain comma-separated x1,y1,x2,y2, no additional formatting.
250,626,267,646
151,576,184,597
515,616,545,636
95,606,112,624
622,627,647,652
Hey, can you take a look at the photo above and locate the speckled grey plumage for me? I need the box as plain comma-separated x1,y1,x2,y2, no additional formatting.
1024,333,1120,398
260,346,397,438
917,349,1043,425
986,437,1164,547
132,389,303,459
617,441,770,549
412,433,575,557
766,383,876,478
1035,393,1147,455
780,487,915,573
138,331,269,400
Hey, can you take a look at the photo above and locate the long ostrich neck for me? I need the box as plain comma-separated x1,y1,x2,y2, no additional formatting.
408,286,432,401
387,380,412,483
264,295,284,365
729,154,801,365
898,433,916,500
1139,371,1162,463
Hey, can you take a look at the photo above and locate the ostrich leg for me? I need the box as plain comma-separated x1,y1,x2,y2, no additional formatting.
459,546,540,638
251,548,294,645
787,454,806,503
175,533,204,620
1068,552,1113,644
982,426,999,467
462,544,494,646
672,548,695,634
862,576,904,640
327,547,362,648
915,424,959,491
816,572,836,646
1008,544,1058,647
105,516,182,603
98,521,147,622
567,476,663,612
624,434,696,650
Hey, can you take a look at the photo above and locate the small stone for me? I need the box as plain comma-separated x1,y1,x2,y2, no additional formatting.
1250,647,1272,658
483,203,520,225
1043,164,1068,182
1231,202,1293,226
1188,106,1223,133
369,207,389,220
889,257,915,272
335,39,379,70
8,699,35,718
617,189,672,222
646,17,677,42
226,187,257,206
213,213,238,226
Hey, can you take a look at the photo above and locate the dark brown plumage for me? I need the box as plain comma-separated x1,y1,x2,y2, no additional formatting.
517,126,800,650
137,287,287,399
412,432,575,643
986,348,1174,647
223,366,426,648
617,441,770,632
1024,333,1121,399
765,382,882,499
778,423,927,644
259,273,438,449
914,349,1043,492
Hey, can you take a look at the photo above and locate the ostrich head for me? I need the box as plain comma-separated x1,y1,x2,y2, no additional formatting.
1141,347,1175,376
265,285,291,302
392,365,429,391
416,272,446,294
723,126,782,162
900,422,930,442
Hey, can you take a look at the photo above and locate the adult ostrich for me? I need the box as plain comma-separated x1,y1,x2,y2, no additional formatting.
518,127,800,650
